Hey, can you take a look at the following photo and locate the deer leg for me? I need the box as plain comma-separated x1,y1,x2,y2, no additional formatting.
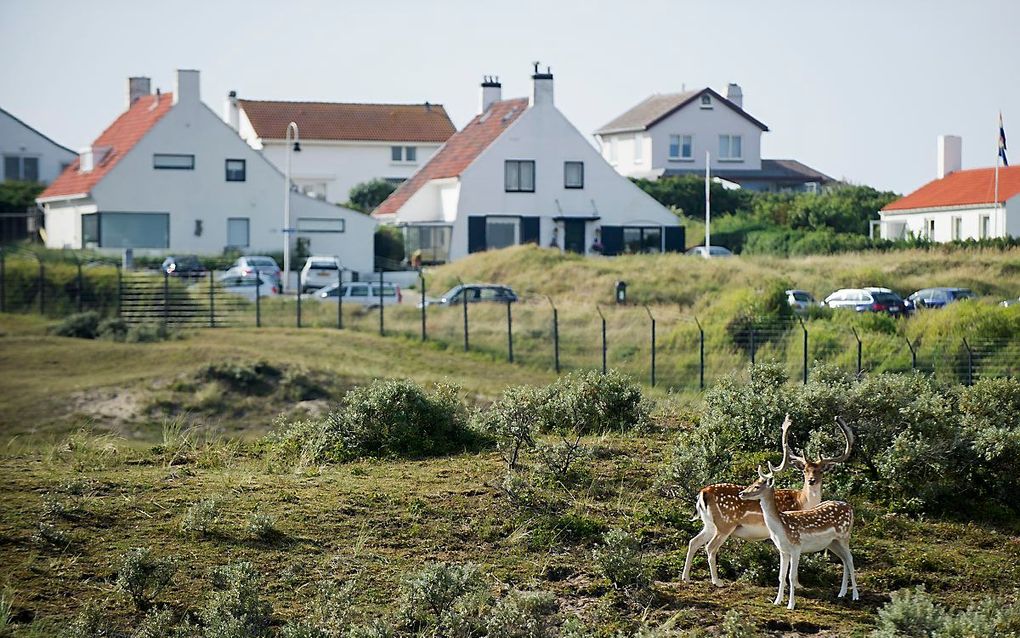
682,523,715,583
774,551,788,606
837,538,859,601
827,540,850,598
787,551,800,610
705,531,732,587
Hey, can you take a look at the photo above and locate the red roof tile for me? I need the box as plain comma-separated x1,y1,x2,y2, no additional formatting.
374,98,528,216
39,93,174,200
238,100,456,143
883,166,1020,211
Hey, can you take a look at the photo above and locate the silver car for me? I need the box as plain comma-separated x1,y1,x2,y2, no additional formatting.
315,281,402,308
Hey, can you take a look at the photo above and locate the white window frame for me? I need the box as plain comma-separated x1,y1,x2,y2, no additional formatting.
925,218,935,240
700,94,713,109
226,217,250,248
951,216,962,241
718,135,743,161
668,134,694,161
153,153,195,170
980,215,991,239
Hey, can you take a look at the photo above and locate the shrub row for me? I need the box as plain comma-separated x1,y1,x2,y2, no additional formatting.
50,311,176,343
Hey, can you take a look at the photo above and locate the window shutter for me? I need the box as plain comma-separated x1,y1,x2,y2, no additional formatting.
601,226,623,256
521,217,540,244
468,216,487,253
664,226,685,252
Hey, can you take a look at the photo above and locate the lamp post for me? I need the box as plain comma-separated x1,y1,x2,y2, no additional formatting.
282,121,301,293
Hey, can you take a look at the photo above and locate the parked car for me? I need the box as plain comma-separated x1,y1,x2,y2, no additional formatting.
225,255,282,287
824,287,908,315
1001,297,1020,308
300,256,341,293
161,255,206,278
906,287,976,310
786,289,818,314
316,281,401,307
420,284,519,308
685,245,734,258
213,272,280,300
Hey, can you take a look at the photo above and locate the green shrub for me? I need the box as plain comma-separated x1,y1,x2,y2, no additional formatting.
180,498,220,536
202,562,273,638
268,379,472,463
541,370,648,435
132,606,197,638
485,590,559,638
59,601,109,638
593,529,647,589
115,547,177,610
201,361,281,394
398,562,490,634
279,579,355,638
872,587,1020,637
126,323,176,343
51,311,101,339
347,620,395,638
473,385,544,470
719,609,764,638
98,317,129,341
246,508,279,541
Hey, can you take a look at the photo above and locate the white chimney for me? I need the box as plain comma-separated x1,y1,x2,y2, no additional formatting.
224,90,240,130
480,76,502,114
173,69,200,105
726,83,743,109
127,77,151,108
937,135,962,179
530,63,554,107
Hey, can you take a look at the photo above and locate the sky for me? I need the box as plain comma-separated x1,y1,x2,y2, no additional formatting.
1,0,1018,194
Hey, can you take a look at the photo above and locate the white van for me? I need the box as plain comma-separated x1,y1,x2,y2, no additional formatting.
315,281,402,307
300,256,341,293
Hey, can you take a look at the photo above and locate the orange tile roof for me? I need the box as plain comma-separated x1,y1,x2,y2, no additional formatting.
238,100,456,143
39,93,174,200
374,98,529,217
883,165,1020,211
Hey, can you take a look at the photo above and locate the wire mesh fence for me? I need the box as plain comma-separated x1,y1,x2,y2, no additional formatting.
2,249,1018,389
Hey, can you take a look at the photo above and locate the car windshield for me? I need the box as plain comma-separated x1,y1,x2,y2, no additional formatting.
872,292,901,303
247,257,276,267
309,261,337,270
950,289,975,299
792,292,812,302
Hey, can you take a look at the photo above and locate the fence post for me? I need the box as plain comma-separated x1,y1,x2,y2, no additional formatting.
336,268,343,330
0,248,5,313
38,257,45,315
547,296,560,374
418,269,426,341
115,263,122,319
255,273,262,328
459,278,469,352
645,306,656,387
208,270,215,328
378,270,384,336
905,336,917,371
506,300,514,363
695,315,705,391
798,316,808,384
962,338,973,386
749,326,756,365
296,277,302,328
76,260,83,313
162,269,169,328
851,327,862,375
596,305,607,374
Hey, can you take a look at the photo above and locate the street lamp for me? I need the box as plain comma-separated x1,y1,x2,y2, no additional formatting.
283,121,301,293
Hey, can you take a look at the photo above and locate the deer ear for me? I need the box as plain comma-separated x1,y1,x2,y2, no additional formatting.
766,477,775,488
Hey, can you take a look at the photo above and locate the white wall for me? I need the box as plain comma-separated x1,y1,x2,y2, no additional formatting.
0,109,76,183
879,203,1010,241
42,98,375,272
600,94,764,177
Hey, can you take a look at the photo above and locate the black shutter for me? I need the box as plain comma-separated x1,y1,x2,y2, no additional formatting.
521,216,540,244
468,216,486,253
664,226,685,253
601,226,623,256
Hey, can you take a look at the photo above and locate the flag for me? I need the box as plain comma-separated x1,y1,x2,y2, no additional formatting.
1000,112,1009,167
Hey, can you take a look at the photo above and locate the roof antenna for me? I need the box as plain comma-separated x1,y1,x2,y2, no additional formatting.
532,61,540,74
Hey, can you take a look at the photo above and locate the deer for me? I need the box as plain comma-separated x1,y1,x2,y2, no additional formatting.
738,462,858,609
681,415,854,587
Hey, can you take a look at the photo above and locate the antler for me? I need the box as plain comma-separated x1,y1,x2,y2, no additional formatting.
757,464,774,480
818,416,855,467
769,414,794,474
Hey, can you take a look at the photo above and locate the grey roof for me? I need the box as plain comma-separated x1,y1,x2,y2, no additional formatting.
662,159,834,184
595,88,769,135
0,106,75,155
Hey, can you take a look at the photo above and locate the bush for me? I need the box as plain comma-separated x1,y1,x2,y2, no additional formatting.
125,323,176,343
485,590,559,638
593,529,647,589
473,385,544,470
280,579,356,638
246,508,279,541
133,606,198,638
51,311,101,339
202,562,273,638
398,562,490,634
115,547,177,610
180,498,220,536
872,588,1020,637
201,361,282,394
541,370,648,435
98,317,129,341
268,379,473,463
60,602,109,638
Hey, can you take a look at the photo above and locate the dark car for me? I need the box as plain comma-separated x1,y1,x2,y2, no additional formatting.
419,284,518,308
160,255,206,278
906,287,976,310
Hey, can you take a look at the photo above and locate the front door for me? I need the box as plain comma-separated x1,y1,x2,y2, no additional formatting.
563,219,586,254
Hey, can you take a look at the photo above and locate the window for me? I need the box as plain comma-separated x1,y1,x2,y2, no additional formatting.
700,94,712,108
486,217,519,249
227,217,249,247
153,154,194,170
925,219,935,239
403,225,452,264
669,135,693,160
3,156,39,181
405,146,416,162
391,146,402,161
564,161,584,189
980,215,991,239
296,217,345,233
225,159,246,182
504,160,535,192
633,135,643,163
80,212,169,248
300,182,328,199
952,216,962,241
622,227,662,254
718,135,742,161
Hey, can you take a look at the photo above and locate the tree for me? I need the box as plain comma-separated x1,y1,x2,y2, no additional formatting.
751,184,900,235
0,180,44,212
631,175,754,219
348,179,397,213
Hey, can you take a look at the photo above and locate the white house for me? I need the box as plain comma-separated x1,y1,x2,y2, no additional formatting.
37,71,376,272
227,96,455,205
374,67,682,262
1,107,76,184
595,85,832,192
879,136,1020,241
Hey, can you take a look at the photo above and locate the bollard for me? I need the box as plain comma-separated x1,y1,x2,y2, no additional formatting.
547,296,559,374
418,269,426,341
694,315,705,391
337,268,343,330
596,305,607,375
255,274,262,328
506,300,514,363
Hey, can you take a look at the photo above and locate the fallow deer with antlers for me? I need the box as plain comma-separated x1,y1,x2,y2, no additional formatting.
681,415,854,586
738,462,858,609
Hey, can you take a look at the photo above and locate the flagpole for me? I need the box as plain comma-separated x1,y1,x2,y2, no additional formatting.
995,113,1001,238
705,150,711,259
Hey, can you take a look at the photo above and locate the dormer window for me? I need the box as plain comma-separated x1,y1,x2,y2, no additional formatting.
700,94,712,109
